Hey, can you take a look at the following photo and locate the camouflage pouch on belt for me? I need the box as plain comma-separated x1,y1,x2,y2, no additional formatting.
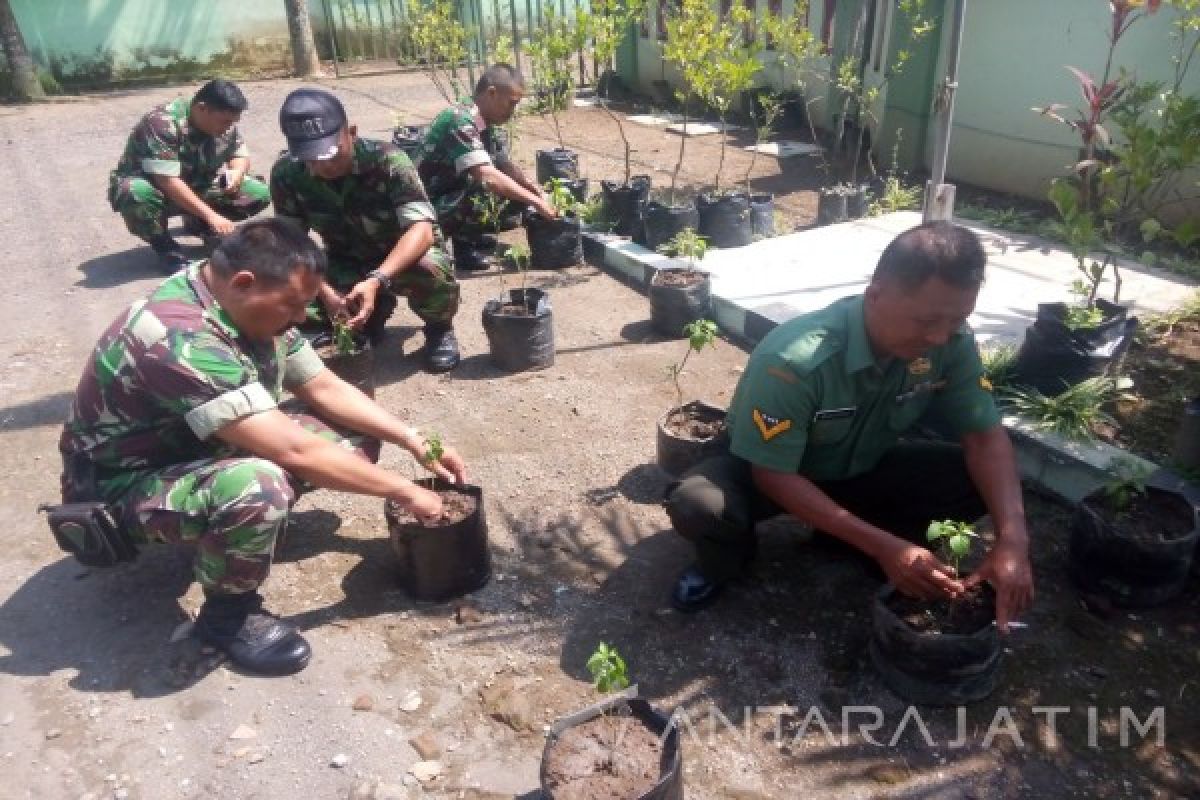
38,501,138,567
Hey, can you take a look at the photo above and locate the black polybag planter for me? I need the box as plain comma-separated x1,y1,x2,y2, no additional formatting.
1172,397,1200,472
1011,299,1138,394
391,124,428,163
525,211,582,269
749,192,775,238
816,187,848,226
384,484,491,602
560,177,589,204
540,693,683,800
869,584,1002,705
1068,475,1200,607
312,332,374,398
482,288,555,372
643,201,699,252
536,147,580,184
844,184,871,219
697,192,753,248
602,175,651,237
656,401,728,477
649,268,711,338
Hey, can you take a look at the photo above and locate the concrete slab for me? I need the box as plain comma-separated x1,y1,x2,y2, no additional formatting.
627,112,684,126
665,121,745,136
744,140,823,158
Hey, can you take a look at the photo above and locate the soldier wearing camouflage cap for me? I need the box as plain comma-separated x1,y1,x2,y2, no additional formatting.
418,64,558,271
270,88,463,372
107,79,271,272
59,218,469,675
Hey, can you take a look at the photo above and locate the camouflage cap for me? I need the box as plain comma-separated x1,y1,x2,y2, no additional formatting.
279,88,347,161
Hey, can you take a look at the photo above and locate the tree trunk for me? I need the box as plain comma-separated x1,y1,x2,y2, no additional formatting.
0,0,43,101
283,0,322,78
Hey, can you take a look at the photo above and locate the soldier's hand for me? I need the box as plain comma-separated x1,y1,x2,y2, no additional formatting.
878,540,964,601
222,171,245,196
345,279,380,329
207,214,236,236
533,198,558,220
319,285,347,322
425,446,467,486
402,484,444,524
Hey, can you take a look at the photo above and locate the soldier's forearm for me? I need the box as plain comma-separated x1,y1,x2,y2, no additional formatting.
292,370,417,453
476,164,540,208
377,222,435,280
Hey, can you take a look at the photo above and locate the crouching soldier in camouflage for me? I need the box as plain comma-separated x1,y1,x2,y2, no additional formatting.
108,79,271,272
419,64,557,272
58,219,468,676
271,88,463,372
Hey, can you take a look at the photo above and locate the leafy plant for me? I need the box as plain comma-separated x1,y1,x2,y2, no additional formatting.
1005,376,1118,441
980,343,1018,393
505,242,531,294
869,174,923,215
524,3,582,148
408,0,471,104
954,204,1049,236
544,177,579,215
761,2,829,180
421,431,445,488
585,642,631,776
744,93,782,197
656,227,708,270
332,313,358,356
589,0,649,186
667,319,718,409
926,519,978,577
1102,457,1153,512
575,194,610,229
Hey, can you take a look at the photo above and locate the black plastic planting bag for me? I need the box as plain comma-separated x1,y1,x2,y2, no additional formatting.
535,147,579,184
749,192,775,238
602,175,651,237
525,212,582,269
697,192,753,248
385,485,491,602
482,288,555,371
649,268,711,337
643,201,699,252
1011,299,1137,394
391,125,427,164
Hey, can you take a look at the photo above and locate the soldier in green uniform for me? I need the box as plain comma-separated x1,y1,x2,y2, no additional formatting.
59,218,468,676
667,223,1034,632
108,79,271,272
270,88,463,372
418,63,557,271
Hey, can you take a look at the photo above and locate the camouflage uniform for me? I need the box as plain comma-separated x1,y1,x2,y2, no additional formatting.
270,138,459,329
417,104,517,238
108,97,271,241
59,263,376,594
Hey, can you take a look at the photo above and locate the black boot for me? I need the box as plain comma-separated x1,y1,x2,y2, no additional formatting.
148,233,188,274
451,238,491,272
182,215,222,250
363,292,398,346
467,232,498,252
194,590,311,676
422,325,461,373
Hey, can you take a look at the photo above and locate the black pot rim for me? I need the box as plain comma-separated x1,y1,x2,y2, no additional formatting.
874,583,998,641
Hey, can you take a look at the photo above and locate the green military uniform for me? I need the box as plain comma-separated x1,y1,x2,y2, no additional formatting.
60,263,377,594
666,295,998,582
417,104,515,238
270,137,459,330
108,97,270,241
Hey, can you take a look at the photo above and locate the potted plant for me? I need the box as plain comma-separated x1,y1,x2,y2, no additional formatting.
869,519,1002,705
384,432,492,602
1068,462,1199,608
313,314,374,397
591,0,652,238
649,227,711,338
688,0,762,248
743,92,780,240
656,319,727,476
540,643,683,799
525,178,583,269
481,243,556,371
527,3,585,188
407,0,471,104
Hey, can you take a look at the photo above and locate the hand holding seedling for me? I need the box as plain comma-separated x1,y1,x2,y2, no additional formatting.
877,538,964,603
925,520,978,577
344,276,382,329
413,430,467,487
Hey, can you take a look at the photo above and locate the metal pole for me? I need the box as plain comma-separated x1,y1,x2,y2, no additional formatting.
923,0,967,222
321,0,343,77
509,0,522,71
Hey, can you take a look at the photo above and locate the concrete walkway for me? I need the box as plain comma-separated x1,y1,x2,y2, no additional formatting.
589,210,1197,346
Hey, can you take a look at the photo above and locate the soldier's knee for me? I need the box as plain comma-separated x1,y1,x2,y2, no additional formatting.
665,473,737,542
210,458,296,518
119,178,166,209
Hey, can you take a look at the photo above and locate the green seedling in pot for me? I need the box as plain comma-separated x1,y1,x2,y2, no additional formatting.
926,519,978,578
666,319,718,410
544,178,578,216
586,642,631,775
332,313,358,356
418,431,444,490
657,227,708,271
505,242,531,296
1102,457,1152,513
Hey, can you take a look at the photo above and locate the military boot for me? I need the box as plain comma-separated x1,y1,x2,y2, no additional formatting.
194,590,311,676
451,238,490,272
148,233,188,274
422,325,461,373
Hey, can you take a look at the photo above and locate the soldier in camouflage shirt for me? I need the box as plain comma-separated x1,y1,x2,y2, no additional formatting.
271,88,463,373
419,64,557,271
60,219,469,676
108,79,271,272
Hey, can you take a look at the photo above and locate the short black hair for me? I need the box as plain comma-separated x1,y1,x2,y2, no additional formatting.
193,79,248,113
872,222,986,292
474,63,525,96
210,218,325,283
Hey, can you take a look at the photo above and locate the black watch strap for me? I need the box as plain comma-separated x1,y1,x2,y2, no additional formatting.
367,269,391,291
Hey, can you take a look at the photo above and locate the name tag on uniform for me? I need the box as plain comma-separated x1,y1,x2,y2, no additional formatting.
895,379,947,404
813,407,857,422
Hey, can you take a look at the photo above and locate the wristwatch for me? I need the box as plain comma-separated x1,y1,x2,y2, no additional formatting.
367,269,392,291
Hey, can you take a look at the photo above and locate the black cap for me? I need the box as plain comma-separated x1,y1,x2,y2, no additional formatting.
279,88,347,161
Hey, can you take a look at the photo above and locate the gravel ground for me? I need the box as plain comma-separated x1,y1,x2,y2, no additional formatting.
0,71,1196,800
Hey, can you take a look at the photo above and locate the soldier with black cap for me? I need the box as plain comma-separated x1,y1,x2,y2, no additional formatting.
270,87,463,372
